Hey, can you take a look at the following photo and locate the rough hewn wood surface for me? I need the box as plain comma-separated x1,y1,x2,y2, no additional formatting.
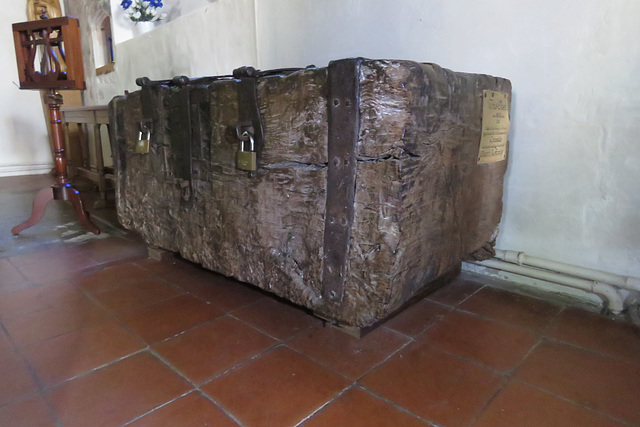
341,61,510,325
110,59,511,328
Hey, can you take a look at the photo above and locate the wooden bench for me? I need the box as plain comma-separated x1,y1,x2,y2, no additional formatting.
61,105,113,207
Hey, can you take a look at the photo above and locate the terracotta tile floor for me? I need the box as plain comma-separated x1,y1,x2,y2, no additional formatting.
0,171,640,427
1,235,640,425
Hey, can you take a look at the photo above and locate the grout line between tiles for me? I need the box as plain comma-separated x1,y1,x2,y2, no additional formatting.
199,390,248,427
149,313,234,347
86,287,188,318
9,251,147,287
120,389,195,427
406,338,515,381
122,345,248,426
505,335,543,377
352,330,415,381
127,349,202,415
280,324,417,388
469,334,594,426
507,377,638,427
198,343,284,388
227,311,302,343
533,335,640,371
427,281,486,309
466,374,510,426
293,383,354,427
453,303,560,335
5,245,638,426
141,342,282,426
37,348,150,393
356,383,441,426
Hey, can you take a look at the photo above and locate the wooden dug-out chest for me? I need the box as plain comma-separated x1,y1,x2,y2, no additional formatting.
109,58,511,331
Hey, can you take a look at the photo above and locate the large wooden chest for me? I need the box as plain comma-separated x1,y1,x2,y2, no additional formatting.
109,58,511,329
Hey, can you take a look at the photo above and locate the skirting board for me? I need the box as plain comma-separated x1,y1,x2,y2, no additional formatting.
0,162,54,177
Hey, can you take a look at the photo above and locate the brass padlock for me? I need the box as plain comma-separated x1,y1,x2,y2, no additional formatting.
237,133,257,171
136,129,150,154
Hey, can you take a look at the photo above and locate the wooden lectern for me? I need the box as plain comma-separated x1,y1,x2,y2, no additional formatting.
11,16,99,235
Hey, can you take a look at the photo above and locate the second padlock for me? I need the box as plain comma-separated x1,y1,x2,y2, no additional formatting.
237,131,257,171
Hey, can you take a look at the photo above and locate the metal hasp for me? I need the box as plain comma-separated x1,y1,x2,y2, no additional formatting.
233,66,264,175
137,75,211,207
321,58,363,303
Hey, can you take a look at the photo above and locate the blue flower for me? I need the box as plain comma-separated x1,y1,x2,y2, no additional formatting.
149,0,163,7
121,0,132,9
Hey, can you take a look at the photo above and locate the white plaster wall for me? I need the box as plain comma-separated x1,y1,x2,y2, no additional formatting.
110,0,218,45
255,0,640,277
86,0,257,105
0,4,53,177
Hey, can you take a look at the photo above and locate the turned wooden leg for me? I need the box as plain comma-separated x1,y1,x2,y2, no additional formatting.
66,186,101,235
11,187,54,235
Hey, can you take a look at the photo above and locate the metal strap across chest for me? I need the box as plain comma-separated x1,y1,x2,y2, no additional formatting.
233,66,264,170
321,58,362,304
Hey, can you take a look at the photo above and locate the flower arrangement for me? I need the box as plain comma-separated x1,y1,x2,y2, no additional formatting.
120,0,166,22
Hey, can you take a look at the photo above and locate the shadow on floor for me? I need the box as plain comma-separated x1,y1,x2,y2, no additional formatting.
0,173,127,259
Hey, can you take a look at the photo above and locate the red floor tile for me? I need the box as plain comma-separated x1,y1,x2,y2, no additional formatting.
133,257,185,276
75,262,153,294
302,387,428,427
151,258,203,276
202,347,349,427
426,277,483,307
232,297,322,341
8,245,86,268
129,392,239,426
0,327,14,355
0,258,29,294
474,381,624,427
0,351,39,405
14,254,97,285
384,298,451,337
459,286,562,333
119,295,223,344
0,394,57,427
514,340,640,425
546,307,640,365
4,183,639,427
3,296,111,346
79,237,148,264
21,320,145,387
287,325,410,380
46,352,191,427
91,277,183,315
161,258,215,283
158,263,218,286
360,341,504,427
0,281,86,320
422,310,539,373
153,316,276,385
164,269,264,312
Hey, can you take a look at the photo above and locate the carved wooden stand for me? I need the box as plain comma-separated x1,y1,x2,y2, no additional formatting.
11,90,100,235
12,16,100,235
